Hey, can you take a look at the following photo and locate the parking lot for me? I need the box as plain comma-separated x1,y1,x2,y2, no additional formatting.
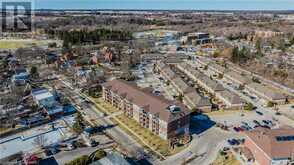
208,110,279,133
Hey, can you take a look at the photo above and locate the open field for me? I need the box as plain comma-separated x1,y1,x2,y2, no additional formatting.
0,39,61,49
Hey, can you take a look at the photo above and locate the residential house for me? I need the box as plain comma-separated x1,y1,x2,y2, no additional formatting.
102,79,190,140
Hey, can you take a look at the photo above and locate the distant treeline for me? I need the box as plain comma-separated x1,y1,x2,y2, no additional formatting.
45,28,133,46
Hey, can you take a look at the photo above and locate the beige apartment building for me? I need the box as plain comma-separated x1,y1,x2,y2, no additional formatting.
102,79,190,140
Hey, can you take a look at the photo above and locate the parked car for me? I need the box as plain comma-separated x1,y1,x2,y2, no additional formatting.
253,120,260,125
233,127,240,132
89,139,99,147
256,111,263,116
262,120,269,125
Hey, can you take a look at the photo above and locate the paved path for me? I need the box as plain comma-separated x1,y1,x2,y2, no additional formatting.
162,127,240,165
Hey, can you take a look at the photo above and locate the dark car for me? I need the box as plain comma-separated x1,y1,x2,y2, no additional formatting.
90,139,99,147
256,111,263,116
233,127,240,132
262,120,269,125
253,120,260,125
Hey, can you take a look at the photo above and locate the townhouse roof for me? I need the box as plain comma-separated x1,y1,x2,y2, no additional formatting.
102,79,190,123
245,127,294,159
161,66,177,80
185,92,211,107
219,90,244,105
197,75,225,92
171,77,192,94
196,57,211,65
225,71,251,85
157,62,166,70
209,63,227,73
247,83,286,100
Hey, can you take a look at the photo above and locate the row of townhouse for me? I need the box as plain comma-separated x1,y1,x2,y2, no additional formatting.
157,62,212,112
176,63,245,110
245,83,287,104
195,58,288,105
102,79,190,140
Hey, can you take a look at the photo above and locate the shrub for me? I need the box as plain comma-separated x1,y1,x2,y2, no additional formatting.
94,149,107,160
65,155,89,165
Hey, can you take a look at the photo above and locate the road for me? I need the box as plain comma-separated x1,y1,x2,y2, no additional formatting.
162,127,240,165
55,76,158,164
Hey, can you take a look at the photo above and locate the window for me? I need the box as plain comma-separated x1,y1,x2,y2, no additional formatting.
276,135,294,142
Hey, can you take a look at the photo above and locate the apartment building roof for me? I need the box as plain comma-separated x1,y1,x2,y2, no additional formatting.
225,71,251,85
245,127,294,159
219,90,244,105
102,79,190,122
247,83,286,100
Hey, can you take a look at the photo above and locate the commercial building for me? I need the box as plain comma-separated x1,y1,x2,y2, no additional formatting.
244,127,294,165
31,88,63,117
102,79,190,140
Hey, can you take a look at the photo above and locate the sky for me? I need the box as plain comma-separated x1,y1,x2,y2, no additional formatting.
2,0,294,10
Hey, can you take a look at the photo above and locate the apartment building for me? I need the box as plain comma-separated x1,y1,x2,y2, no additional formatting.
102,79,190,140
244,127,294,165
245,83,286,104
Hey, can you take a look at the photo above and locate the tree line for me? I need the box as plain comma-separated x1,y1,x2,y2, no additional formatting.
45,28,133,46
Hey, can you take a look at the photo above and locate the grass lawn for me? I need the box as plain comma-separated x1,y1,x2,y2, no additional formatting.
110,114,170,157
0,127,12,134
92,97,120,114
212,151,241,165
0,39,60,49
